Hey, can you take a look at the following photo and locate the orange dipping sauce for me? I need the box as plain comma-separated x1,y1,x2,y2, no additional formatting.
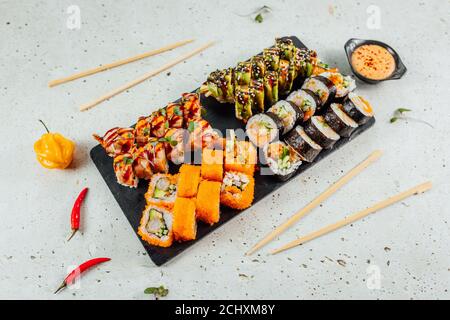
351,44,396,80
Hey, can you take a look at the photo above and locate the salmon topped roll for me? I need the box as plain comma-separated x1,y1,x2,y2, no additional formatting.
224,130,257,176
145,138,169,173
182,92,202,123
113,153,138,188
165,102,184,128
220,171,255,210
201,148,224,182
138,204,173,247
134,116,151,147
93,127,135,157
132,146,153,180
177,164,201,198
150,110,167,138
173,197,197,241
145,173,178,208
196,180,221,225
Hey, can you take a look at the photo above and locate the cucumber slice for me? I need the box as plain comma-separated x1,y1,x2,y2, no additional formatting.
153,187,167,199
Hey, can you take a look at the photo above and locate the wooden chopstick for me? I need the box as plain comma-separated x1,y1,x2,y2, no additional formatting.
246,150,383,256
271,181,432,255
79,41,215,112
48,39,195,87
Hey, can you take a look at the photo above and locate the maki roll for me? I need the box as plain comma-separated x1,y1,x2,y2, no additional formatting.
224,130,257,176
277,59,290,95
166,102,184,129
132,146,153,180
251,55,266,80
150,110,167,138
294,48,318,78
268,100,303,135
235,85,253,121
138,205,173,247
262,141,302,181
251,79,265,113
196,180,221,225
304,116,340,149
324,103,359,137
134,117,151,147
177,164,201,198
93,127,135,157
182,92,202,123
263,47,280,72
173,197,197,241
163,128,187,164
201,148,224,182
263,71,279,107
113,153,138,188
301,75,337,111
145,173,178,208
145,138,169,173
286,89,320,122
246,113,283,148
220,171,255,210
235,61,252,86
285,125,322,162
188,119,219,150
319,72,356,100
343,93,374,125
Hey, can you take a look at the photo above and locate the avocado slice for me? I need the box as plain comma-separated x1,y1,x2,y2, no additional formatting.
153,187,167,199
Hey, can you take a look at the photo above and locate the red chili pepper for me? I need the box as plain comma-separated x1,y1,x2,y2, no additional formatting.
67,187,88,241
54,257,111,294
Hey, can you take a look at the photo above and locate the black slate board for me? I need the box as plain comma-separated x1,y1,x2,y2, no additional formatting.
90,36,375,266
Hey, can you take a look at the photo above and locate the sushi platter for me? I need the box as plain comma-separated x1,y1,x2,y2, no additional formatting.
90,36,375,266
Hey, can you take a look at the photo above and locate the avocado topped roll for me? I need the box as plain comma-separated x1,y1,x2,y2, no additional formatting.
251,55,266,80
304,116,340,149
138,205,173,247
319,72,356,99
268,100,303,135
295,48,318,78
286,89,320,122
324,103,358,137
343,93,374,125
263,47,280,72
235,85,253,121
251,79,265,113
264,71,279,107
235,61,252,86
301,75,337,111
285,125,322,162
246,112,283,148
278,59,290,95
262,141,302,181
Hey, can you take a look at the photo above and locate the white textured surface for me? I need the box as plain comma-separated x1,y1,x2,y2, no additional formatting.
0,0,449,300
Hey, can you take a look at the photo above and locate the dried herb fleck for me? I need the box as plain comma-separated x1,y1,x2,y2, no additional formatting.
144,285,169,299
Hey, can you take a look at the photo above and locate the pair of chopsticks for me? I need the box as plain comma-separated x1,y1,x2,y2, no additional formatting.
48,39,215,111
247,150,432,256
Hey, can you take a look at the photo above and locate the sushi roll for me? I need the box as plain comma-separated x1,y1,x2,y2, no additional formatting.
188,119,219,151
113,153,138,188
343,93,374,125
172,197,197,241
163,128,188,164
263,71,279,107
220,171,255,210
138,204,173,247
324,103,359,137
177,164,201,198
263,47,280,72
145,173,178,208
246,113,283,148
304,116,340,149
277,59,290,95
262,141,302,181
165,102,184,129
285,125,322,162
301,75,337,111
319,72,356,99
134,116,151,147
268,100,303,135
132,146,153,180
93,127,135,157
235,85,253,121
196,180,221,225
150,110,167,138
251,79,265,113
224,130,257,176
286,89,320,122
201,148,224,182
235,61,252,86
251,55,265,80
182,92,202,123
145,138,169,173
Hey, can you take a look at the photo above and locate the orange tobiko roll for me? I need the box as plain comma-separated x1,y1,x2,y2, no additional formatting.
177,164,201,198
137,204,173,247
172,197,197,241
201,148,224,182
196,180,221,225
220,171,255,210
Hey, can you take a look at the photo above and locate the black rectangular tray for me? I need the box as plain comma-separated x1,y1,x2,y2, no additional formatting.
90,36,375,266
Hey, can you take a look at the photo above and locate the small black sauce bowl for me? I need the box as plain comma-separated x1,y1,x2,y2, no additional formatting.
344,38,407,84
